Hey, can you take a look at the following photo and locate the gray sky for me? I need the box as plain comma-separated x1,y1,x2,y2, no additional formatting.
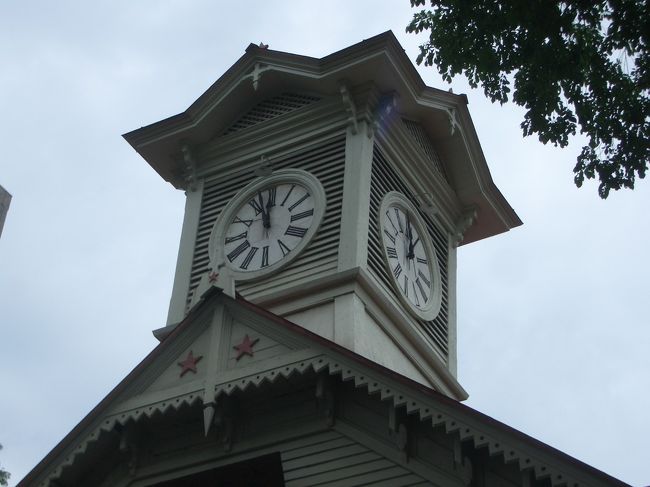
0,2,648,486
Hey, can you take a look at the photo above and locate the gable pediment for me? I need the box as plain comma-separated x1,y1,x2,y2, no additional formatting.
21,291,629,487
221,92,322,136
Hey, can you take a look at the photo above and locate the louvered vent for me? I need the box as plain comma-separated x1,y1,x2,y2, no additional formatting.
368,147,449,361
402,119,446,179
187,135,346,309
222,93,321,135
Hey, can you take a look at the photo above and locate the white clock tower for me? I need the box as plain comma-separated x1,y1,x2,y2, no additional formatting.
21,32,630,487
124,31,521,400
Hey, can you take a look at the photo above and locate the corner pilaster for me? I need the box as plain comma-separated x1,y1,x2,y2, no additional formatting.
337,122,374,272
446,238,458,378
166,180,204,326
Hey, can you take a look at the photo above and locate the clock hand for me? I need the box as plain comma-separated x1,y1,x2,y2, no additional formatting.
410,237,419,256
265,187,274,227
258,191,270,229
406,214,415,260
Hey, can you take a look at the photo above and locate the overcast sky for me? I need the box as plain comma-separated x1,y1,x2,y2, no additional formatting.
1,2,648,486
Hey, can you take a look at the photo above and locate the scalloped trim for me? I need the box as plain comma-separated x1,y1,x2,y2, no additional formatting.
40,355,583,487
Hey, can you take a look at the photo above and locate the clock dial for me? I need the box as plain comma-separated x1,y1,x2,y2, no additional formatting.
382,206,433,310
223,182,315,272
379,192,442,320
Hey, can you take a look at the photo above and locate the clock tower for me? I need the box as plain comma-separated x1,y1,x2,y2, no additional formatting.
124,31,521,400
20,32,630,487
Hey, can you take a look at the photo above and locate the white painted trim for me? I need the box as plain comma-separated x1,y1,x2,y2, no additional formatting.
166,181,204,326
446,237,459,378
337,121,374,272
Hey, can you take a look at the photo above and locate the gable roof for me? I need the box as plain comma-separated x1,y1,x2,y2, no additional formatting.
123,31,521,244
19,288,629,487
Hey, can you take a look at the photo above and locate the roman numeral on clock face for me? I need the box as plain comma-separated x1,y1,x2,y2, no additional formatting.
394,208,404,232
288,193,310,211
280,184,295,206
232,217,253,227
386,211,399,233
261,246,269,268
417,270,431,288
248,198,263,215
393,263,402,279
412,282,420,306
416,278,428,303
240,246,259,270
386,246,398,259
267,187,276,206
383,229,396,244
227,240,250,262
225,232,247,244
285,225,307,237
290,209,314,222
278,239,291,256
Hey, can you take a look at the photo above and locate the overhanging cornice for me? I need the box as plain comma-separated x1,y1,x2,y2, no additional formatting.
123,30,520,243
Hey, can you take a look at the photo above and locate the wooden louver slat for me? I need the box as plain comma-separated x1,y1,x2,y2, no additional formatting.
186,134,346,309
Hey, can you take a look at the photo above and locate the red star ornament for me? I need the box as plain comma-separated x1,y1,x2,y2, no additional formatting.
178,350,203,377
233,334,259,361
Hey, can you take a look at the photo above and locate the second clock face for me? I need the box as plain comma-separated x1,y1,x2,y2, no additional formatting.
224,182,316,272
379,192,441,321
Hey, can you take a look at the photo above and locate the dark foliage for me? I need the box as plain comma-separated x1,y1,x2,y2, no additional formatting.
407,0,649,198
0,444,9,486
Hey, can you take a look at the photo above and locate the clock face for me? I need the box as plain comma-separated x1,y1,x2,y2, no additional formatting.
379,192,441,320
209,169,326,280
224,182,315,272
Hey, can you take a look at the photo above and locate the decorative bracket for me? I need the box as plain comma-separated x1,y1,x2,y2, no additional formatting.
316,374,335,427
117,423,139,477
454,435,473,486
454,207,478,247
414,192,437,217
388,402,409,463
241,62,273,91
446,107,461,136
213,395,237,451
339,82,359,135
180,141,198,192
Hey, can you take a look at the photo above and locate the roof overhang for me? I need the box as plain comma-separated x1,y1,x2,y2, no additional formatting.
123,31,520,244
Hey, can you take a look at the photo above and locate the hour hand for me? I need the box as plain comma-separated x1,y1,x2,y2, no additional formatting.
258,191,270,228
406,215,415,259
265,188,274,224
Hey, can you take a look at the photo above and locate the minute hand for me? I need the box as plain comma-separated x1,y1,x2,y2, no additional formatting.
406,216,415,259
408,237,419,259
